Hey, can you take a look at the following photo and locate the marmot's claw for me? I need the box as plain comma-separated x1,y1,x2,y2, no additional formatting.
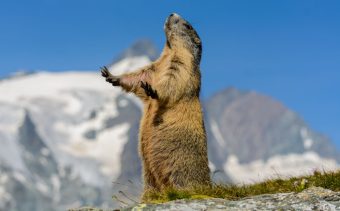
100,66,120,86
100,66,110,77
141,82,158,99
140,81,146,90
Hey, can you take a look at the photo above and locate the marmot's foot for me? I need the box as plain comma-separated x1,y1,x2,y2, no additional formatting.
141,82,158,99
100,66,120,86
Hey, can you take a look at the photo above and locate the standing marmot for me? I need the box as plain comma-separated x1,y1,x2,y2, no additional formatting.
101,13,211,195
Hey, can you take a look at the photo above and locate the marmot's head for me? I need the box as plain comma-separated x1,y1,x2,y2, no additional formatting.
164,13,202,64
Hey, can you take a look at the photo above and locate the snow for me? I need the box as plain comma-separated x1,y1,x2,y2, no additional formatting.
0,104,27,171
50,174,61,202
0,174,9,202
0,175,8,184
0,56,147,120
224,152,339,184
13,172,27,183
0,103,24,134
0,116,25,170
304,138,313,149
61,93,83,114
53,98,119,141
36,181,49,194
0,186,7,198
0,185,11,207
109,56,151,75
41,148,50,156
51,94,130,185
210,119,226,147
209,161,216,173
300,127,308,137
50,174,61,191
118,98,129,107
39,157,48,166
59,122,130,183
0,71,116,104
300,127,314,149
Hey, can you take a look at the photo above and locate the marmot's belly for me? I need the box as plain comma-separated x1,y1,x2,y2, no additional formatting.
140,104,205,150
141,125,210,186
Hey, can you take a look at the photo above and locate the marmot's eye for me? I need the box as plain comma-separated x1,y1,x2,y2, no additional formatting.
183,23,192,30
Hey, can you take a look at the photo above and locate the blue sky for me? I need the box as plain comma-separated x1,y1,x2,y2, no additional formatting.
0,0,340,148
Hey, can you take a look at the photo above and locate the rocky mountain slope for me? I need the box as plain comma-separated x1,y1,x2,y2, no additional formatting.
205,88,340,183
0,40,339,210
123,187,340,211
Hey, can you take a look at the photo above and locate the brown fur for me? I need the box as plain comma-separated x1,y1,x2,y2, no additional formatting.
101,13,211,196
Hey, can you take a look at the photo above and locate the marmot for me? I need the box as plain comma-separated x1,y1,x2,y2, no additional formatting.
101,13,211,195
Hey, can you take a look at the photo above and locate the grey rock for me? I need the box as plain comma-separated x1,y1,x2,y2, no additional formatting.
83,129,97,140
123,187,340,211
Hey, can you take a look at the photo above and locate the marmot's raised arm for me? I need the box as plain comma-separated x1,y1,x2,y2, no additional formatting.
101,65,155,101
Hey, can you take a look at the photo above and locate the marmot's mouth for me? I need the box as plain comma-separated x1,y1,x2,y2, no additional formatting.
164,13,181,30
164,21,171,31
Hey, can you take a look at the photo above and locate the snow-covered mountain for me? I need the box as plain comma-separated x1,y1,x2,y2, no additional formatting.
0,40,339,210
205,88,340,183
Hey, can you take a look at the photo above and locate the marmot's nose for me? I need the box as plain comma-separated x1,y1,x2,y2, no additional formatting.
170,13,180,18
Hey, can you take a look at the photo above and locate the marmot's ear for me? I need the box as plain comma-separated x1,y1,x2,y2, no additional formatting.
194,37,201,44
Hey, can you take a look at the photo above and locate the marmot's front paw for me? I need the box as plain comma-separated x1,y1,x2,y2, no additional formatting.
141,82,158,99
100,66,120,86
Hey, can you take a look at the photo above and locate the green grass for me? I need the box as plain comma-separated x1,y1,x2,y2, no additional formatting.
143,170,340,203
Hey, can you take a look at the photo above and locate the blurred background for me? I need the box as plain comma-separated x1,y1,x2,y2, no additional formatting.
0,0,339,210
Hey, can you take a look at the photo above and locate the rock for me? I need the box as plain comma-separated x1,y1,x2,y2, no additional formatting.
122,187,340,211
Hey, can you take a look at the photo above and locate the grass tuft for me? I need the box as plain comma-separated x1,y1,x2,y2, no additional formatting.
143,170,340,203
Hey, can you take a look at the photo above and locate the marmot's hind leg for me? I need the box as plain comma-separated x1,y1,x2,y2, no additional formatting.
141,161,159,201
